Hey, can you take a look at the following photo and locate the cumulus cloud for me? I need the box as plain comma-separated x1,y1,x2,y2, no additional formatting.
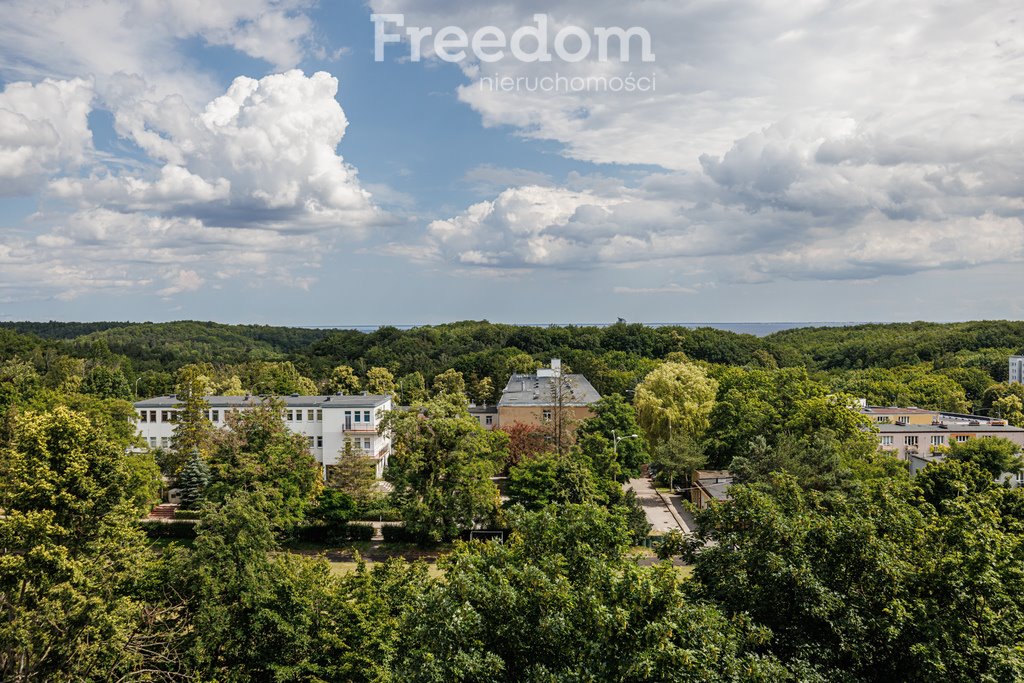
0,78,94,194
373,0,1024,285
0,0,315,89
0,208,325,302
51,70,378,232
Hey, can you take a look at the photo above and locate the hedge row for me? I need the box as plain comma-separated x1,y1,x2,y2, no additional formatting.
381,525,419,544
293,523,375,544
139,520,198,540
174,509,202,520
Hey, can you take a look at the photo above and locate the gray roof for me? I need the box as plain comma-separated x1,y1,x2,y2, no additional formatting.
134,394,391,409
877,422,1024,434
498,373,601,408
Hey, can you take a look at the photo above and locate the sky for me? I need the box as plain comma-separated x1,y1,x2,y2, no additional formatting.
0,0,1022,326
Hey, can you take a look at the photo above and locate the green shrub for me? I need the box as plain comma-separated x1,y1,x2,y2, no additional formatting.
381,525,418,544
174,509,202,520
139,519,197,539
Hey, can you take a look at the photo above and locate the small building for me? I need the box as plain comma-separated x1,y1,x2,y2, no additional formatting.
691,470,734,509
1011,355,1024,385
469,403,498,430
496,358,602,429
134,394,394,479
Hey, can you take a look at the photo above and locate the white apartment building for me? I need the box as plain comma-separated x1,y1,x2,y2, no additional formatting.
1011,355,1024,385
134,394,393,478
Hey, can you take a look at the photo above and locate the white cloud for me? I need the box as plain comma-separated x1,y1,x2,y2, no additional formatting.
0,0,315,89
373,1,1024,285
0,78,94,194
0,208,326,302
51,70,379,232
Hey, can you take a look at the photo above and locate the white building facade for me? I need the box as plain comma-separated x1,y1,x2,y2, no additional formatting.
134,394,393,478
1011,355,1024,385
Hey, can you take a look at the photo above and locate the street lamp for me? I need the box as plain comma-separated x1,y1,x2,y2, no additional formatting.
612,429,639,455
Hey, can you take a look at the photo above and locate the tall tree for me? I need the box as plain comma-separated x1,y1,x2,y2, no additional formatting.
365,366,397,396
326,365,362,395
382,393,506,542
431,368,466,397
634,361,718,447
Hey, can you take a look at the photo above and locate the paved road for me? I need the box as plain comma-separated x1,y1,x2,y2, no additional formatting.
625,477,688,534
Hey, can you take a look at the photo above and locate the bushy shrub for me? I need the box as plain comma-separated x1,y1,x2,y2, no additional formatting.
139,520,198,539
174,509,202,520
381,525,419,544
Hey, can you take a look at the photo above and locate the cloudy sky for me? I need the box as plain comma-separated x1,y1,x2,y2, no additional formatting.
1,0,1022,325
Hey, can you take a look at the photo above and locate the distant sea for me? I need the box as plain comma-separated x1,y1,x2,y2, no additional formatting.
308,322,866,338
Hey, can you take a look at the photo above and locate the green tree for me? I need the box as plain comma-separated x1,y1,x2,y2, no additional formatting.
576,393,649,475
206,401,322,530
431,368,466,397
171,491,347,681
471,376,495,404
397,371,428,405
328,441,381,505
79,365,132,400
634,361,718,447
651,432,707,490
178,450,212,510
395,504,786,681
0,407,162,680
506,450,600,509
946,436,1024,480
169,372,214,476
993,394,1024,426
382,394,506,542
326,364,362,395
365,366,397,395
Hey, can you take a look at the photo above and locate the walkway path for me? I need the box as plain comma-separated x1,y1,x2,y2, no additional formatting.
625,477,690,534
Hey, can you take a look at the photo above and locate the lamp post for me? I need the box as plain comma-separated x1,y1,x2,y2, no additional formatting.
612,429,639,456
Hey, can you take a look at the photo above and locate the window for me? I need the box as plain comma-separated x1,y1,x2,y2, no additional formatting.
542,410,552,421
295,409,302,422
149,437,157,448
881,436,893,446
161,411,171,423
139,411,147,422
150,410,157,422
485,415,493,426
363,437,371,450
316,410,322,421
308,436,315,449
286,410,293,421
308,410,315,421
211,409,219,422
957,435,971,443
905,436,918,446
363,410,371,423
354,411,361,423
160,437,170,448
317,436,323,448
896,416,910,425
930,435,945,446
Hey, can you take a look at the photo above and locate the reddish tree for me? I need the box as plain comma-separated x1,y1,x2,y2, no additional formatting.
500,422,550,469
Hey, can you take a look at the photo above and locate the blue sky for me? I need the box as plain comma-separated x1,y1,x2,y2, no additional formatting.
1,1,1023,325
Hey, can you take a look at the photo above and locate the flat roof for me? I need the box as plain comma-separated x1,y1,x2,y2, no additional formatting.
135,394,391,409
861,406,937,415
877,423,1024,434
498,372,602,407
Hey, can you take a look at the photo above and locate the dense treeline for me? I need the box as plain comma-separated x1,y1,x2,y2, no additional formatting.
3,319,1024,680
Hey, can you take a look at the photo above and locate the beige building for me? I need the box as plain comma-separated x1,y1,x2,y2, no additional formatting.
877,421,1024,460
861,406,940,426
496,359,602,429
